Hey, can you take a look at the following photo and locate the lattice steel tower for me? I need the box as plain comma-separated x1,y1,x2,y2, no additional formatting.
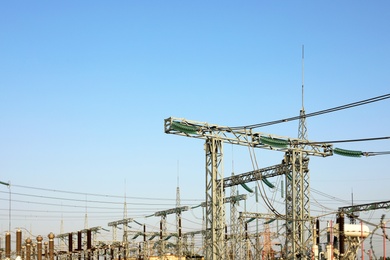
176,170,183,258
164,116,332,260
284,45,313,259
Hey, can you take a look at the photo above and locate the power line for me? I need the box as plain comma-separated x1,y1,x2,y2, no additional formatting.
0,198,177,212
11,184,202,202
0,190,180,206
308,136,390,144
302,136,390,157
225,93,390,130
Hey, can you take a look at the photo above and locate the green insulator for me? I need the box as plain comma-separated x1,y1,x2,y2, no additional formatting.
171,121,198,134
260,136,288,148
262,178,275,188
246,218,256,223
286,173,292,181
191,204,201,209
264,218,276,224
241,183,254,193
333,148,363,157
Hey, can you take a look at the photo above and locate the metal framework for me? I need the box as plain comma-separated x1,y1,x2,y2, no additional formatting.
153,206,189,258
108,218,133,242
284,106,312,260
238,212,278,260
223,164,289,259
222,162,290,188
229,172,239,260
164,117,333,260
205,137,225,260
176,186,183,257
338,200,390,215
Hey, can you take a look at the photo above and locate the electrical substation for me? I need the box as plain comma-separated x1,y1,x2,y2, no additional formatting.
2,93,390,260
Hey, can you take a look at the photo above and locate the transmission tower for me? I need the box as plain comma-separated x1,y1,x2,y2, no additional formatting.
164,117,332,260
176,170,183,258
123,187,129,259
283,45,315,259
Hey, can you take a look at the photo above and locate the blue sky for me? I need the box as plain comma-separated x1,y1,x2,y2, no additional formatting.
1,0,389,255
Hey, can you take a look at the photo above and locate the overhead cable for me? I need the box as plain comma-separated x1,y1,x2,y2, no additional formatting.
11,184,202,202
307,136,390,144
227,93,390,130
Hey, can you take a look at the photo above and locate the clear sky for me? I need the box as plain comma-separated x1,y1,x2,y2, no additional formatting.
1,0,389,256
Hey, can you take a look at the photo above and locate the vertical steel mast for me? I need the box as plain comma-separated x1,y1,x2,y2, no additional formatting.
285,45,312,259
176,172,183,258
229,172,239,260
205,138,225,260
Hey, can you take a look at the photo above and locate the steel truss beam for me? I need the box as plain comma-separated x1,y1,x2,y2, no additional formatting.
338,200,390,214
164,117,333,157
221,163,290,188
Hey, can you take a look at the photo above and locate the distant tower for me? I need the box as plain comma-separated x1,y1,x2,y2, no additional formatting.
123,180,129,259
84,196,89,229
176,161,183,257
349,190,359,224
60,213,66,251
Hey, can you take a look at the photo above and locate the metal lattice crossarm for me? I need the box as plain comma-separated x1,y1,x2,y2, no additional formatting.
165,117,333,157
339,200,390,214
200,194,247,207
238,212,280,220
221,162,291,188
184,230,205,236
57,226,102,239
154,206,189,217
56,233,70,239
108,218,133,226
80,226,101,233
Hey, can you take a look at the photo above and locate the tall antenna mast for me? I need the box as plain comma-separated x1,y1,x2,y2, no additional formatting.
298,45,308,141
302,45,305,110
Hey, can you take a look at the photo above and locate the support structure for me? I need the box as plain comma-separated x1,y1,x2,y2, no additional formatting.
153,206,189,257
164,117,333,260
229,172,239,260
176,184,183,257
205,138,225,260
284,149,311,259
283,45,314,259
108,218,133,242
